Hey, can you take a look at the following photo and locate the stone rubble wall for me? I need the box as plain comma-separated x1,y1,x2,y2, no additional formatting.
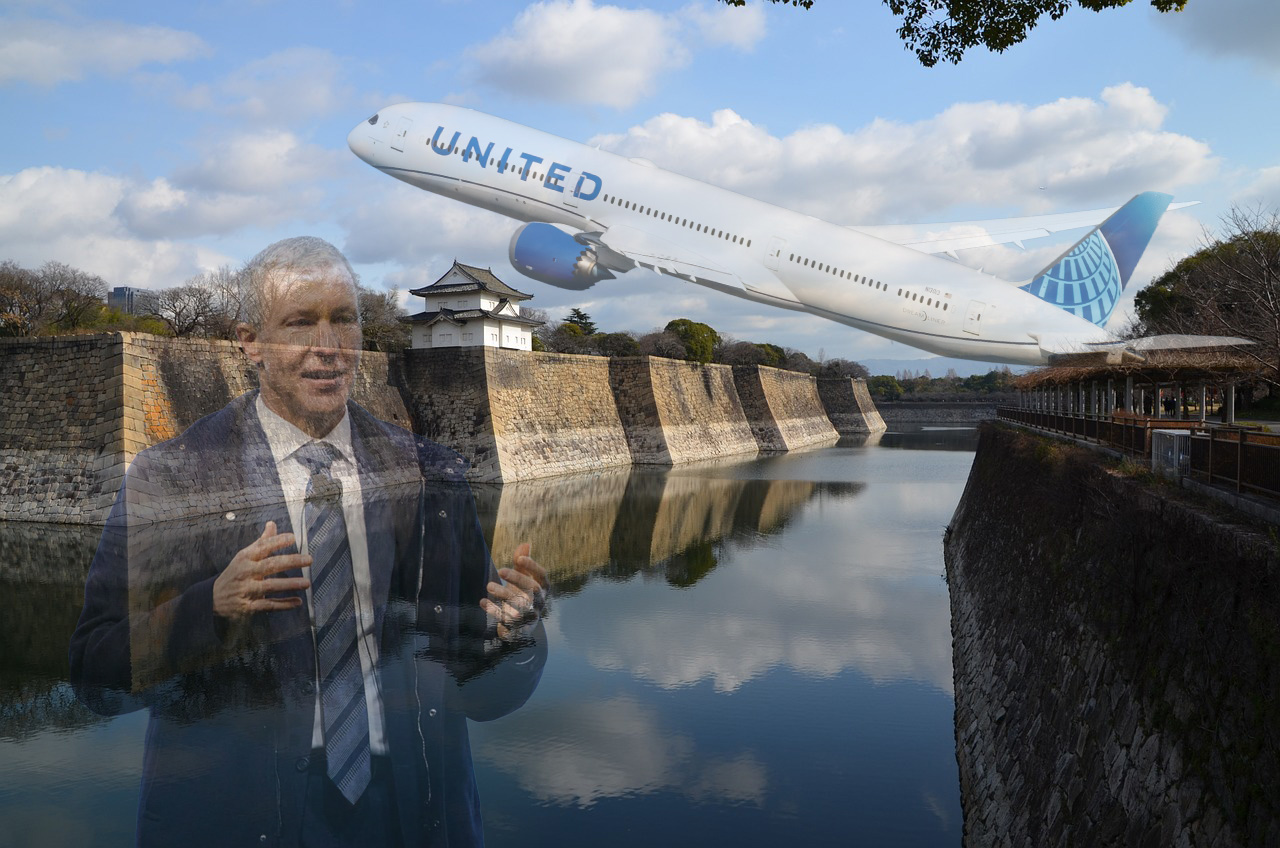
733,365,839,451
0,334,408,524
946,422,1280,847
638,357,757,464
876,402,998,424
817,377,887,435
1,336,886,517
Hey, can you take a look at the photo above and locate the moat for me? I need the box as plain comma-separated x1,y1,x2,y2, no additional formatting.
0,427,973,847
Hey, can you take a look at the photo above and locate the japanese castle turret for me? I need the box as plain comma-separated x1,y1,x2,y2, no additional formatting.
404,261,544,350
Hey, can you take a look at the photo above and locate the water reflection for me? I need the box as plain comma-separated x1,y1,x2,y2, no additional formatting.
0,430,975,847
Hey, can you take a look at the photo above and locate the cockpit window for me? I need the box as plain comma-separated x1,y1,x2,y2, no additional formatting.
367,114,379,125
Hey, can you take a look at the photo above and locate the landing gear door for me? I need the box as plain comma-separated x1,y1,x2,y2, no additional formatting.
391,117,412,152
764,236,786,272
964,300,985,336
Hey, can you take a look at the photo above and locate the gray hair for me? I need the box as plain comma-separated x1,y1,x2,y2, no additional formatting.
241,236,359,329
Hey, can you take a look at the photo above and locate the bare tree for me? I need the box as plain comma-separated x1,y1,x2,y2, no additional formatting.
358,286,410,352
153,284,217,337
637,330,686,359
0,261,43,336
38,261,108,331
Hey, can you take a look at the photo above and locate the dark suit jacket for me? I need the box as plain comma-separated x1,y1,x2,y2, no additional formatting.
70,391,545,847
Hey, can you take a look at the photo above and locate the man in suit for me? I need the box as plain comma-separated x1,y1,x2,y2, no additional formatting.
71,237,547,847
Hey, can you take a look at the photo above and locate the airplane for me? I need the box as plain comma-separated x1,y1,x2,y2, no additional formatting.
347,103,1249,366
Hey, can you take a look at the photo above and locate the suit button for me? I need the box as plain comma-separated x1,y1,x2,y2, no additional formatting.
428,709,437,717
434,604,443,614
260,835,268,843
296,756,310,772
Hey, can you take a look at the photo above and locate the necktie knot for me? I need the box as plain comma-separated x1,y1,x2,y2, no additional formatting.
295,441,342,477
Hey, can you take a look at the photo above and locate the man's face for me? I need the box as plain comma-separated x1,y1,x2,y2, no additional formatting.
239,268,362,437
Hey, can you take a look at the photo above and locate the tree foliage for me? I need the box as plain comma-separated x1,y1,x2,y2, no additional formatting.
719,1,1187,67
1133,206,1280,386
564,308,598,336
664,318,720,363
358,286,410,352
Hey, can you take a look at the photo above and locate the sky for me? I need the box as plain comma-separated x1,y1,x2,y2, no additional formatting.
2,0,1278,373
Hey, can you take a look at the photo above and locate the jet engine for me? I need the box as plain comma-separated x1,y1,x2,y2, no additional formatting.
508,223,616,290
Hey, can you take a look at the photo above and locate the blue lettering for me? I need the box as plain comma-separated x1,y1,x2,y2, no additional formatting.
497,147,513,173
545,162,570,193
517,152,543,181
430,126,459,155
574,172,602,201
464,137,494,166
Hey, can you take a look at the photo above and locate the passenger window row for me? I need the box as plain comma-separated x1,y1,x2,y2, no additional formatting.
785,252,950,311
600,194,752,248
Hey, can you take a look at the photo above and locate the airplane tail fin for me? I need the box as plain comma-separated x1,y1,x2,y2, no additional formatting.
1020,191,1173,328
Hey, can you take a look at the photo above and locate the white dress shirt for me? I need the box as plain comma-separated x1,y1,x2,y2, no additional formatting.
255,395,387,755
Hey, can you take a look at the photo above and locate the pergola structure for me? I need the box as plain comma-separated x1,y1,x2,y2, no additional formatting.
1011,350,1263,425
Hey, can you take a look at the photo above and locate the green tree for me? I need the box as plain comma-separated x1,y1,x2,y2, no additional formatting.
1133,206,1280,385
720,1,1187,67
594,331,641,357
565,308,597,336
664,318,720,363
868,375,904,401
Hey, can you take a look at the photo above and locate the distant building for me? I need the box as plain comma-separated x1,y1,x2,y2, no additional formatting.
107,286,157,316
404,262,543,350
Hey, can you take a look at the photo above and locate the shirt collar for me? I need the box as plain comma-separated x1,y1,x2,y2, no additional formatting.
255,393,354,470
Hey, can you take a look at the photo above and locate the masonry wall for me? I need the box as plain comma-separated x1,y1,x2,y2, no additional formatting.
0,333,409,523
1,336,886,517
733,365,838,451
817,377,887,435
946,423,1280,847
877,401,997,424
0,335,125,522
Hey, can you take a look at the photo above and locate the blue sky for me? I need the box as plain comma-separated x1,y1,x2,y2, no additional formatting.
2,0,1278,371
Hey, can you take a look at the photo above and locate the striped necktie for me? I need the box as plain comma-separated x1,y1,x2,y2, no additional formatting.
295,441,371,805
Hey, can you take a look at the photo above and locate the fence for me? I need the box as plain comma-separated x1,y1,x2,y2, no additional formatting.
996,407,1280,502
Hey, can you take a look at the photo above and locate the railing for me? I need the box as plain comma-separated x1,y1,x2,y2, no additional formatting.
1188,428,1280,500
997,406,1280,502
996,407,1201,455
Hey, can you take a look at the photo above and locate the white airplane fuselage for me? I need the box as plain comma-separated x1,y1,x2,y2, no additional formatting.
349,103,1115,366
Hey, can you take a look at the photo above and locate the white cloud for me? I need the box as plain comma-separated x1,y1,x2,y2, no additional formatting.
466,0,686,109
463,0,763,108
684,1,766,50
589,84,1216,224
0,18,206,86
178,47,353,124
1155,0,1280,73
473,696,767,808
0,165,304,286
173,130,344,194
1235,165,1280,210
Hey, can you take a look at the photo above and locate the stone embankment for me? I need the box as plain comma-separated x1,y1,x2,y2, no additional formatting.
0,334,885,521
947,422,1280,847
876,401,998,424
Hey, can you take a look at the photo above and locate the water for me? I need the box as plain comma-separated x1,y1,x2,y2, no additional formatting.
0,426,977,847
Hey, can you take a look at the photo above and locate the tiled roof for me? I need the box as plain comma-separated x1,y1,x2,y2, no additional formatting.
401,304,545,327
408,261,534,300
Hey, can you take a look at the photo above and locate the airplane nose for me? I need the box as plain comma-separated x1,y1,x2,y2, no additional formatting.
347,122,377,163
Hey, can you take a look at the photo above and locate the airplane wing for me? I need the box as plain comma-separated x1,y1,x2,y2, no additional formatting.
850,201,1198,255
581,224,800,305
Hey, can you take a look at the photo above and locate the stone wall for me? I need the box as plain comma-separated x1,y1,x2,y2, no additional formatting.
609,357,757,465
947,422,1280,847
877,402,997,424
0,335,125,522
733,365,838,451
1,336,885,516
0,333,409,524
817,377,887,435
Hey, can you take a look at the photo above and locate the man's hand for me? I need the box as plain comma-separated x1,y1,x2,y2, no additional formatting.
213,521,312,619
481,542,548,639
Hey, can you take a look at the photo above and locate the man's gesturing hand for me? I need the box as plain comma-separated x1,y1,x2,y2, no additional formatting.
213,521,312,619
481,542,548,639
